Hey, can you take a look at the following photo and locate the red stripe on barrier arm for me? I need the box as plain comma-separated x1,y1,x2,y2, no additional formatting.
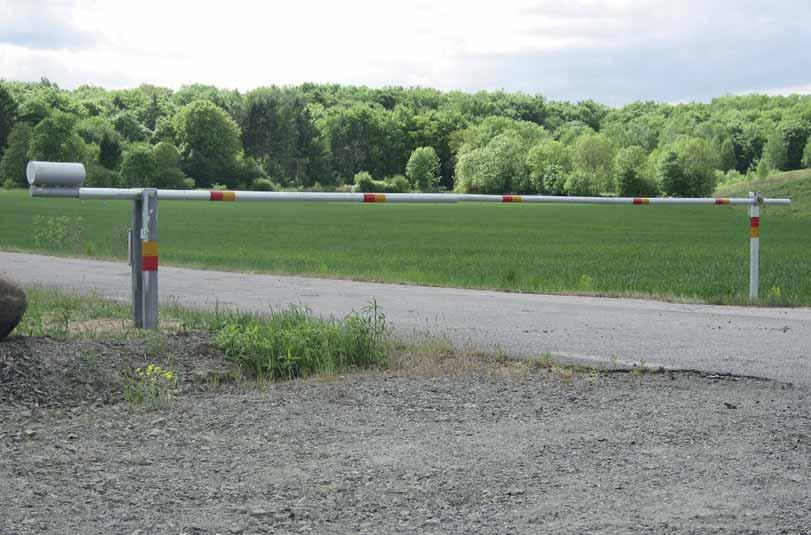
142,256,158,272
750,217,760,228
210,191,224,201
715,198,730,205
632,198,648,205
503,195,515,202
363,193,376,202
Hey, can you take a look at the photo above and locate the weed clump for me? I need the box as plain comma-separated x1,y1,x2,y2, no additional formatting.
122,364,179,407
215,302,388,380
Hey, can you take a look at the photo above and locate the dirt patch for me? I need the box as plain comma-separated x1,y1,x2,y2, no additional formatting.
0,333,232,408
1,336,810,534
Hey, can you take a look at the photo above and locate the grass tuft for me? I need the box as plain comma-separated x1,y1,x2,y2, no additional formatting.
214,301,389,380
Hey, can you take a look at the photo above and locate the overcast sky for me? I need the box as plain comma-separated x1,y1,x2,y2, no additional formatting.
1,0,810,106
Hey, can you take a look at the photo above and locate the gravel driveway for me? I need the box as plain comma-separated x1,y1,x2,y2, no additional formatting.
1,335,810,534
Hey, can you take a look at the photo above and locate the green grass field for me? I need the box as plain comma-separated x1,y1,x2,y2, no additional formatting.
716,169,811,219
2,182,810,304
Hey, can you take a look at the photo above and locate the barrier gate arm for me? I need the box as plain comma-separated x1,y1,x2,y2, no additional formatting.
27,161,791,330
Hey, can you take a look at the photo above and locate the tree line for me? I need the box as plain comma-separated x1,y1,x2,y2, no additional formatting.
1,79,810,196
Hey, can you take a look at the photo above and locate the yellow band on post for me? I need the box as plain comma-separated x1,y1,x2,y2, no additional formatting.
142,240,158,256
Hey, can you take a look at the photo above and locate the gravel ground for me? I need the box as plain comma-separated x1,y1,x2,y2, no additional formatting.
1,335,810,534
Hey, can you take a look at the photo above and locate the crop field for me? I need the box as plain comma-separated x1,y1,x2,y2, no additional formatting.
1,189,810,304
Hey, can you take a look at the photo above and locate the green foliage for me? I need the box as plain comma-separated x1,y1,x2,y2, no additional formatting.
152,141,187,188
32,215,87,254
230,152,267,187
0,123,32,185
802,138,811,169
572,133,615,193
353,171,384,192
252,178,275,191
526,140,573,194
656,150,685,196
85,162,120,187
120,144,158,187
0,84,17,156
757,159,770,179
656,138,718,197
615,146,656,197
122,364,179,408
350,171,410,193
454,118,547,194
98,130,123,169
563,171,599,196
556,121,596,145
718,137,737,172
151,115,176,144
112,110,149,142
3,80,811,196
28,111,86,163
173,100,242,187
764,128,788,171
386,174,410,193
2,178,14,190
242,87,326,187
453,116,548,193
405,146,439,191
215,304,388,380
765,118,810,171
316,102,406,183
541,163,569,196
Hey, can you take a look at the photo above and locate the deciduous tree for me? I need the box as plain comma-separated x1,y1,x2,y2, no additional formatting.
405,146,439,191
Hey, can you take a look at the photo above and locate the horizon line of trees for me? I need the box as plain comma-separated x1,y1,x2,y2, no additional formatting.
1,79,810,197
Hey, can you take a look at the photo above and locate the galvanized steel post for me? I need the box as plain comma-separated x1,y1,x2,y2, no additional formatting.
140,189,159,329
130,196,144,327
749,192,761,301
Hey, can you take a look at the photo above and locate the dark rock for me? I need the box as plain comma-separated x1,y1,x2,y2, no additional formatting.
0,275,27,341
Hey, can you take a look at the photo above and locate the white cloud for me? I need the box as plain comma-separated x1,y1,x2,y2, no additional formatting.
739,84,811,97
0,0,809,104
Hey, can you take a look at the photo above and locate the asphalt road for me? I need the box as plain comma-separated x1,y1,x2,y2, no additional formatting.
2,251,810,384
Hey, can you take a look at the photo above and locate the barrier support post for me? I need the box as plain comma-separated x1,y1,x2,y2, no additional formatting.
132,188,158,329
130,196,144,327
749,191,761,301
140,189,159,329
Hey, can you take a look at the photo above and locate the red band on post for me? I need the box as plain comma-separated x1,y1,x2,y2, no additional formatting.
210,191,224,201
750,217,760,228
142,256,158,272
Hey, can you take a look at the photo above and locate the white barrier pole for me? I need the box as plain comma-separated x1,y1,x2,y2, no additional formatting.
749,192,761,300
29,187,792,206
30,182,792,326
